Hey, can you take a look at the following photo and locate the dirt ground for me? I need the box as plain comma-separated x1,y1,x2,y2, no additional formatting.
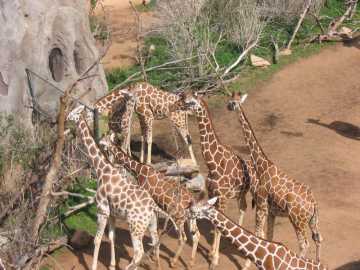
46,41,360,270
97,0,158,70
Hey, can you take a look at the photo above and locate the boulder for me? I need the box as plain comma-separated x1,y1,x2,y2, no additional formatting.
0,0,108,125
250,54,271,68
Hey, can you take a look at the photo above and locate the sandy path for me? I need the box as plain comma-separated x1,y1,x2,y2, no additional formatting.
46,42,360,270
97,0,157,71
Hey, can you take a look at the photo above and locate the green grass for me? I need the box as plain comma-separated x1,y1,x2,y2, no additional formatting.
228,42,332,94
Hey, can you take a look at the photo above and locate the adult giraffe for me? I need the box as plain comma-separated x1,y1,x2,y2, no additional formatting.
93,82,197,165
67,105,171,270
228,92,322,263
173,91,255,269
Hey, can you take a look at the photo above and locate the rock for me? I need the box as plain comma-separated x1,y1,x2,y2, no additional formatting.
250,54,271,68
0,0,108,125
279,48,292,56
70,230,93,249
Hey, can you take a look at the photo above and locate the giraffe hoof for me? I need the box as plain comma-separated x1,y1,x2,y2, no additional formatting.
109,265,116,270
210,263,218,270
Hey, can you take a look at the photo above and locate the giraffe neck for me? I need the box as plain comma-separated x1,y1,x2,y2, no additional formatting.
108,144,157,187
77,117,110,176
207,208,262,264
196,99,222,165
236,106,269,174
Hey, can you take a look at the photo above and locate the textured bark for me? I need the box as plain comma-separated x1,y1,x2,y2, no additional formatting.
0,0,107,124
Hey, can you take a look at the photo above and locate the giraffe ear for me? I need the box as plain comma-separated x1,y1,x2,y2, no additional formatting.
207,197,218,206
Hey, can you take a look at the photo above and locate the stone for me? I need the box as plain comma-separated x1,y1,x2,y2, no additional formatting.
250,54,271,67
0,0,108,125
279,48,292,56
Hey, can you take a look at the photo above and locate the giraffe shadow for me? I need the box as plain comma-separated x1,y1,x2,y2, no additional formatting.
335,261,360,270
130,140,176,162
307,119,360,141
72,222,178,270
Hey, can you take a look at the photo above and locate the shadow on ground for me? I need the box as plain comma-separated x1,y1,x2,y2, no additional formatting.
335,261,360,270
307,119,360,141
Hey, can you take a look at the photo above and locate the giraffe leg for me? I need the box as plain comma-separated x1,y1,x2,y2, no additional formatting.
126,235,144,270
267,214,276,241
108,217,116,270
91,214,108,270
148,214,162,270
170,224,186,267
146,119,153,165
189,218,200,267
238,192,248,226
210,229,221,269
140,135,145,163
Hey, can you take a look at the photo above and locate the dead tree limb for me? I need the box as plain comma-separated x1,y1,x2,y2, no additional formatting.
286,0,313,51
30,43,111,244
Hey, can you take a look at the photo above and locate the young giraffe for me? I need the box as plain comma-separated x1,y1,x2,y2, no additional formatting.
173,91,255,269
190,197,328,270
100,135,201,268
93,82,197,165
228,92,323,263
67,105,170,270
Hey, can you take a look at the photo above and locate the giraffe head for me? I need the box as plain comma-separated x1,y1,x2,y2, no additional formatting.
227,92,248,111
174,91,203,115
67,105,93,123
189,197,218,220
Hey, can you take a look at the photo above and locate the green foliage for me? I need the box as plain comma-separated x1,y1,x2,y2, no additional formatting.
60,177,98,235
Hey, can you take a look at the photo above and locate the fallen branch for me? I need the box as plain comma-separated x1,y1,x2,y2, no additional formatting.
286,0,313,51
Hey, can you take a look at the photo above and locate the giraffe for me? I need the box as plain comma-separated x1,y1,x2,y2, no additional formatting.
99,135,201,268
190,197,328,270
93,82,197,165
67,105,172,270
228,92,323,263
173,91,255,269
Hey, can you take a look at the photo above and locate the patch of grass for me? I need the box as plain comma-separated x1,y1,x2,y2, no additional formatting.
60,177,98,235
228,42,332,94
